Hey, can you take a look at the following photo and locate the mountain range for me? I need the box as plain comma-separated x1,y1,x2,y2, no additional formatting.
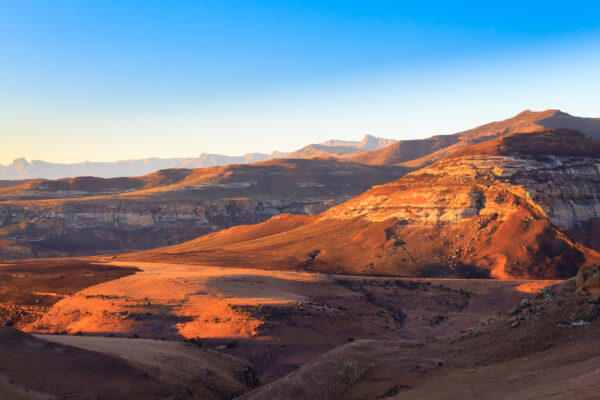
4,108,600,400
120,111,600,280
0,134,395,180
2,109,600,279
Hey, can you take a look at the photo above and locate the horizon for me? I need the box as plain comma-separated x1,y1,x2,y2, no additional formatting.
2,1,600,164
0,107,592,166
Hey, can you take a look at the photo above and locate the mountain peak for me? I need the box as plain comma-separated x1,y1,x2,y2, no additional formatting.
10,158,31,169
357,135,396,151
10,157,29,165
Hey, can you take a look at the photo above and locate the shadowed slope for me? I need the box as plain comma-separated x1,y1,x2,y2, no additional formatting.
452,128,600,158
351,109,600,167
0,327,256,399
0,326,179,399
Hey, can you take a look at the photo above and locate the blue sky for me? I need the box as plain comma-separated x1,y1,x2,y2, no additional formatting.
1,1,600,164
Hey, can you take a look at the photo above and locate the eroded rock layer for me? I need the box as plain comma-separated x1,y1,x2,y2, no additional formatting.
0,159,408,259
128,129,600,279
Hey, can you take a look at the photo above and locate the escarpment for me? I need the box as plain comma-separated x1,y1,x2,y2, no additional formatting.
130,129,600,279
0,159,409,259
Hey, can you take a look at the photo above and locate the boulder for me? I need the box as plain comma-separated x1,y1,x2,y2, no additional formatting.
576,265,600,302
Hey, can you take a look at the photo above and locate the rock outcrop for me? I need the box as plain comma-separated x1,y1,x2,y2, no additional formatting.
576,265,600,301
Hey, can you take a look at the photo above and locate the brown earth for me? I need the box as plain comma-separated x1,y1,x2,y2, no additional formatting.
9,258,555,384
0,259,138,328
0,239,64,261
3,256,598,399
0,180,31,189
0,158,408,201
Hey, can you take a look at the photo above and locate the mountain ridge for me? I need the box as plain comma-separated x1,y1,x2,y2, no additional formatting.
122,128,600,279
350,109,600,167
0,134,395,180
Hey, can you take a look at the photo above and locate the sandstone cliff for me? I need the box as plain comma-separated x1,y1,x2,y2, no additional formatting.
128,129,600,279
0,159,409,259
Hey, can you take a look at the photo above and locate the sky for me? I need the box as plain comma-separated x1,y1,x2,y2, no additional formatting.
1,1,600,165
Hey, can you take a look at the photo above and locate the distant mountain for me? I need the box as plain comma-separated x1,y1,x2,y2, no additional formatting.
350,110,600,167
0,134,395,180
177,153,274,168
285,135,396,158
0,154,277,180
321,134,397,151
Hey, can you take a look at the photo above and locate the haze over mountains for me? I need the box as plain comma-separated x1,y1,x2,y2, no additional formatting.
4,110,597,181
0,134,395,180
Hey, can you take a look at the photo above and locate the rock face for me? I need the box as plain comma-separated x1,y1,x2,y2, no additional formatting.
131,129,600,279
0,159,409,259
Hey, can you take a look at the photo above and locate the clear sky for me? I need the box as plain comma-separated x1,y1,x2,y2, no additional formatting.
1,1,600,164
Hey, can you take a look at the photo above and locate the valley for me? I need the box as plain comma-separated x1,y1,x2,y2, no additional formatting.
2,110,600,399
0,159,409,260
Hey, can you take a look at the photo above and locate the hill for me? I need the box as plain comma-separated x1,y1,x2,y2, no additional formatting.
0,159,410,259
124,129,600,279
0,326,256,399
351,109,600,167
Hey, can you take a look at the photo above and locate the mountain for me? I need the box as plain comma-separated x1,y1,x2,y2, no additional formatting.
0,157,188,180
285,134,397,158
0,158,410,259
0,134,395,180
0,154,280,180
350,109,600,167
125,128,600,279
321,134,397,151
177,152,275,168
